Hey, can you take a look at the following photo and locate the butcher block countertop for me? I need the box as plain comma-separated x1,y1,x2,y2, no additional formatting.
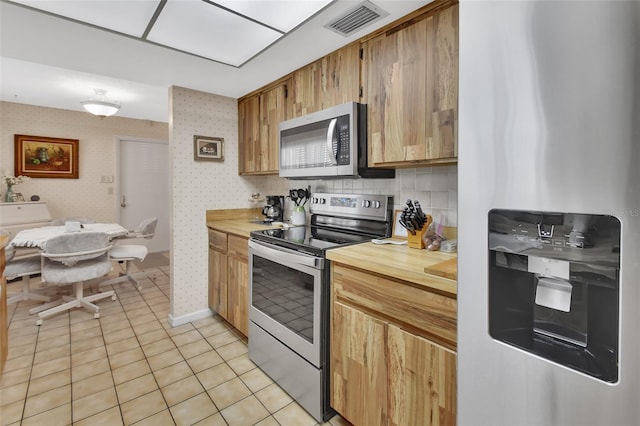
327,241,457,297
206,208,273,239
206,220,273,239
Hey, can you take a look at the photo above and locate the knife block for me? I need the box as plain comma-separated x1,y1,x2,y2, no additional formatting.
407,224,428,249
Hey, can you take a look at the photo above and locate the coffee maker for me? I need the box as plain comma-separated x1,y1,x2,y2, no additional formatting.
262,195,284,223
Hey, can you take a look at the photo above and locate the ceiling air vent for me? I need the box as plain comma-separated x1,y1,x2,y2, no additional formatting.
324,1,389,36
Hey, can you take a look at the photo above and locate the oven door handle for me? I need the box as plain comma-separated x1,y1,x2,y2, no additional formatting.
249,240,323,269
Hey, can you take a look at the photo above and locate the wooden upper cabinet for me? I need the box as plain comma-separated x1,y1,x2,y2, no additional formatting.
363,3,458,167
238,95,261,174
292,42,360,117
239,79,292,176
259,81,291,173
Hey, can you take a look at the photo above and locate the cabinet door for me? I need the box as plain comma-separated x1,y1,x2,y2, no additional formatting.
1,247,7,375
331,301,387,426
425,4,458,161
208,247,228,320
238,95,261,174
319,42,360,110
363,4,458,166
227,256,248,336
259,80,292,173
387,324,457,426
292,42,360,117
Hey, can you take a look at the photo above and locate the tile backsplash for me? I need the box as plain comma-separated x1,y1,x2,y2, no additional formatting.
286,166,458,227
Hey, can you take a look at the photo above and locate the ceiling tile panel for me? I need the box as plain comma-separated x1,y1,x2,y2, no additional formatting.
10,0,161,37
147,0,282,67
214,0,332,32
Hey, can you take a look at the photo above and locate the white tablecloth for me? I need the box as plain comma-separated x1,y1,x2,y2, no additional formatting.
8,223,129,249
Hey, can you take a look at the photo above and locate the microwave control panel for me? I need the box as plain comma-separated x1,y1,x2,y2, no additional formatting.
336,117,350,165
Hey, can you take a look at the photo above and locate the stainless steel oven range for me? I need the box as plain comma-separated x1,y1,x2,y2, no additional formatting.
248,192,392,422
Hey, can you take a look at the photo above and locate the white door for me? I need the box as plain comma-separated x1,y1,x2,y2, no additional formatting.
117,137,169,253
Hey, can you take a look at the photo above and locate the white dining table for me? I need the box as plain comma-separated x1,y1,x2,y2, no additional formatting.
8,223,129,249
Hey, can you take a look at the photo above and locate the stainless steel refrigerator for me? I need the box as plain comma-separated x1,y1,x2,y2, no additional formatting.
458,1,640,425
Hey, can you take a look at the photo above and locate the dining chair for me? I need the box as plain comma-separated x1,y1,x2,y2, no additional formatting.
100,217,158,291
2,229,51,305
35,231,115,325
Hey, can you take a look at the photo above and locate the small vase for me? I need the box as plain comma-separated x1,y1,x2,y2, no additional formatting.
4,184,13,202
291,206,306,226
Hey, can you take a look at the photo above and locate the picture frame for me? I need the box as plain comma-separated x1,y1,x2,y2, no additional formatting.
15,134,79,179
194,135,224,162
392,209,408,239
11,192,24,202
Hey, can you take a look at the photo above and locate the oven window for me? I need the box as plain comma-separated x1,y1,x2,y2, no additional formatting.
252,256,315,343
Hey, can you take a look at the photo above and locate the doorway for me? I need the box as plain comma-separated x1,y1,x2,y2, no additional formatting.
116,137,169,253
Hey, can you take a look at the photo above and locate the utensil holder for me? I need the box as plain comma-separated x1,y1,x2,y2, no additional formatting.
407,225,428,249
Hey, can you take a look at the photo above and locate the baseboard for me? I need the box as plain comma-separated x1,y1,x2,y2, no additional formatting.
168,308,213,327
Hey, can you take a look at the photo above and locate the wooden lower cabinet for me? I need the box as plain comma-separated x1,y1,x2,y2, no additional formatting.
208,229,249,336
332,302,388,425
208,246,227,319
387,324,457,426
331,264,457,425
1,242,7,376
227,254,248,336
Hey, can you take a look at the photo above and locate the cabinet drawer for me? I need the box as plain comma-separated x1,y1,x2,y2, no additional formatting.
333,264,457,349
208,228,228,251
228,235,248,260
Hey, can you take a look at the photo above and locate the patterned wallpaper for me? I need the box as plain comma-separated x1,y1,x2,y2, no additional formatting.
168,87,289,319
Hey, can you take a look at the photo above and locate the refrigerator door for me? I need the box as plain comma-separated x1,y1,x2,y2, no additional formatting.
458,1,640,425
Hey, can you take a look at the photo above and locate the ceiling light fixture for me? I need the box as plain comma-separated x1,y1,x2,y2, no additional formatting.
81,89,120,117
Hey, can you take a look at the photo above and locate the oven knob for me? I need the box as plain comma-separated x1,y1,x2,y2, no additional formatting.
364,200,371,208
321,198,326,204
374,200,381,208
312,197,318,204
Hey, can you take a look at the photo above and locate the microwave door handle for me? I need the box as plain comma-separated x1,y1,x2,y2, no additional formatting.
326,118,338,165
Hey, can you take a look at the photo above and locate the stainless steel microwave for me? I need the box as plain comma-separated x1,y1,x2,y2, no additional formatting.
278,102,394,179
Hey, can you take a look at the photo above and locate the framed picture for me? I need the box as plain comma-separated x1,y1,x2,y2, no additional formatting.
392,209,408,239
194,135,224,162
11,192,24,202
15,134,79,179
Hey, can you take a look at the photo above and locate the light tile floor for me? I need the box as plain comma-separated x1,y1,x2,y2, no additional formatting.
1,254,351,426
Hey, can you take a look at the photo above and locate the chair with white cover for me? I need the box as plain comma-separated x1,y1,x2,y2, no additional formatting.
2,230,51,305
35,231,115,325
101,217,158,291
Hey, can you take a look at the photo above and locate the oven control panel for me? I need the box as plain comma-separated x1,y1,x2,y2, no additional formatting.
309,192,391,221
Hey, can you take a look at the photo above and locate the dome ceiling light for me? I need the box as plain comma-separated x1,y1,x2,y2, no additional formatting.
81,89,120,117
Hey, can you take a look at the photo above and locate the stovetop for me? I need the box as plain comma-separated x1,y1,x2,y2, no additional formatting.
250,225,372,256
250,192,394,256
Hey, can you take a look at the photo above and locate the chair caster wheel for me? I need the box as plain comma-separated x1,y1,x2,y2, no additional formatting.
36,319,43,326
94,313,100,319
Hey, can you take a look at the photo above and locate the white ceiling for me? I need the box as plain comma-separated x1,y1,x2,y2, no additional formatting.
0,0,431,123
